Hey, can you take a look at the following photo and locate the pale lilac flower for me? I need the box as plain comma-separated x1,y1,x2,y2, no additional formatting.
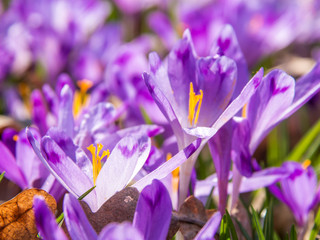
269,161,320,227
143,29,263,205
27,125,153,212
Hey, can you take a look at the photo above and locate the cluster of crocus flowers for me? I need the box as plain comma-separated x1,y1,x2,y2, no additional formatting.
0,0,320,238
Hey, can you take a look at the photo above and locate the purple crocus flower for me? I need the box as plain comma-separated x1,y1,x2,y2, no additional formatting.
209,63,320,211
269,161,320,227
143,29,263,206
0,127,64,199
27,125,153,212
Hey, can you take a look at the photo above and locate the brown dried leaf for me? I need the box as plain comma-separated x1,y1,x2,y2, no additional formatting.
178,196,209,240
80,187,140,234
0,188,57,240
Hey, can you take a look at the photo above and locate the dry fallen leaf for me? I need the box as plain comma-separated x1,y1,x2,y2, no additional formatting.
0,188,57,240
80,187,140,234
177,196,213,240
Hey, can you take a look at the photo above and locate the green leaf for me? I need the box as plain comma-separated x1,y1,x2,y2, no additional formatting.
289,225,297,240
56,212,64,224
0,171,5,183
263,199,274,240
220,214,231,240
78,185,96,200
267,122,289,167
225,210,238,240
56,186,96,225
309,206,320,240
287,118,320,161
139,106,153,125
205,186,215,209
251,206,265,240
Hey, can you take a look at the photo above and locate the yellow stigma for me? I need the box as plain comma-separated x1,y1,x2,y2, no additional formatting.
166,152,179,193
242,103,248,118
13,135,19,141
302,159,311,170
188,82,203,127
73,79,93,117
87,143,110,185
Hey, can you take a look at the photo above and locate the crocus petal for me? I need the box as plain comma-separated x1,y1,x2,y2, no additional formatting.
183,126,217,138
64,194,98,240
40,136,97,210
0,141,27,188
76,102,118,148
143,71,183,139
31,89,49,135
98,222,143,240
133,138,202,191
231,117,252,177
211,24,249,100
1,128,18,154
236,166,291,193
211,67,264,131
194,212,221,240
194,173,219,204
42,84,59,117
58,85,74,138
196,56,237,126
167,29,197,112
247,69,295,152
16,128,48,187
208,121,233,213
46,128,93,180
99,124,163,152
95,135,151,210
34,197,68,240
280,62,320,119
133,179,172,240
273,162,319,226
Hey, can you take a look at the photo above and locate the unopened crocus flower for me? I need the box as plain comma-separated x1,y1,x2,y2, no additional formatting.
269,161,320,228
143,29,263,206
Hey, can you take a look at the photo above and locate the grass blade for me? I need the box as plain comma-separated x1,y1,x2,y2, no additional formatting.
0,171,5,183
225,210,238,240
287,118,320,161
251,206,265,240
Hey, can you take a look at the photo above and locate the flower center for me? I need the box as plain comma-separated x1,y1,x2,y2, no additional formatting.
73,79,93,117
188,82,203,127
87,143,110,185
